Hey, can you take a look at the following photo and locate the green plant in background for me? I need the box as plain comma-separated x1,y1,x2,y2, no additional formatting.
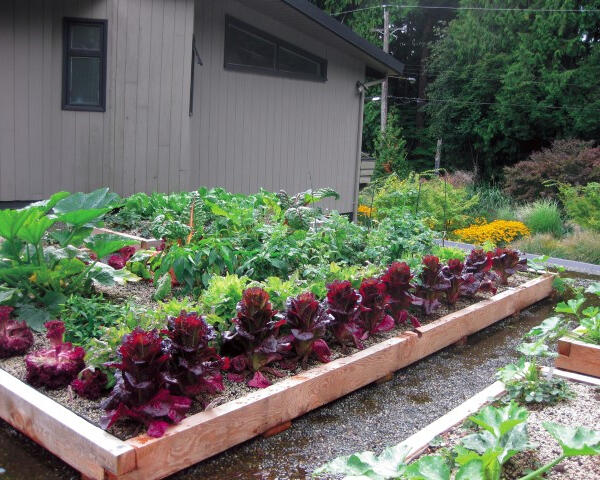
372,114,409,181
467,184,514,222
0,189,136,330
512,229,600,265
497,320,573,405
558,182,600,232
371,173,479,231
516,199,564,237
199,274,250,333
432,246,466,263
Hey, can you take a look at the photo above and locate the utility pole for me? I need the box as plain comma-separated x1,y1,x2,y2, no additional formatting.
381,5,390,132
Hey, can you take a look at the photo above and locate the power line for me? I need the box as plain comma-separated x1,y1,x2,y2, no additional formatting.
332,4,600,16
386,95,600,111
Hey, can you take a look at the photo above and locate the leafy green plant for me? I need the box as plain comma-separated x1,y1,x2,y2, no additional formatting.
199,274,250,334
0,189,135,329
558,182,600,232
61,295,134,346
372,114,409,181
454,401,533,479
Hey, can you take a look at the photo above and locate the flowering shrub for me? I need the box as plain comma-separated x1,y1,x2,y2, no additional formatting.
453,220,530,245
357,205,373,218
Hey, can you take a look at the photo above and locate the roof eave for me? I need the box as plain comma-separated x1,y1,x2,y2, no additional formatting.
280,0,405,76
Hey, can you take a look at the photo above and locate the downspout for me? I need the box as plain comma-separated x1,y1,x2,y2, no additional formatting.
352,78,386,222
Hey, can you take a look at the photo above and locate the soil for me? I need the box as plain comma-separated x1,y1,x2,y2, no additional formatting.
417,382,600,479
0,271,537,442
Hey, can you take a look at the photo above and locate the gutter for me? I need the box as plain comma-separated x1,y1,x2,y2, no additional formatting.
352,78,386,221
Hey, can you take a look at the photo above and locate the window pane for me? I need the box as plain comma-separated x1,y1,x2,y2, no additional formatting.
279,46,321,77
226,24,276,70
70,24,102,51
69,57,100,105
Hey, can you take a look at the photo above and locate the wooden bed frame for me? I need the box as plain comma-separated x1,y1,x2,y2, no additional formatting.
0,274,555,479
556,335,600,378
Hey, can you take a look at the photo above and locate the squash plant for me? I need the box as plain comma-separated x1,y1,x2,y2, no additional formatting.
0,188,136,330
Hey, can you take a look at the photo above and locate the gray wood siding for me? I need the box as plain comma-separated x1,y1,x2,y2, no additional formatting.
0,0,194,201
191,0,364,212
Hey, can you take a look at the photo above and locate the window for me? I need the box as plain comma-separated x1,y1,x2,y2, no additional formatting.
224,16,327,82
63,18,107,111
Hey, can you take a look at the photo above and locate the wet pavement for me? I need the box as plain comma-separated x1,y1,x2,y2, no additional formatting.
0,274,596,480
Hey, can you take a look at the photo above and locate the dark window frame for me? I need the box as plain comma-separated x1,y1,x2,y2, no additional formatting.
62,17,108,112
224,15,328,82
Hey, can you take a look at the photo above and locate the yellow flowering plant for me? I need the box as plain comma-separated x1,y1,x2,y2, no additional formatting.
453,220,530,245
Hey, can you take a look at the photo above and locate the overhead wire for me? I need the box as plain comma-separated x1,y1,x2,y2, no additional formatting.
332,4,600,16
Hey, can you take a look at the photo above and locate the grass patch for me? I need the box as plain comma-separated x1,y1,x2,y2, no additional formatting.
516,200,564,236
513,229,600,265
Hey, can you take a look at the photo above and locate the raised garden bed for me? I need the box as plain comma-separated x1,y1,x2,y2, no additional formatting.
0,273,554,480
397,368,600,479
556,334,600,378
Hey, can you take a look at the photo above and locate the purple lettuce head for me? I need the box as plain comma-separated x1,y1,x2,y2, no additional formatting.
358,278,395,336
0,306,34,358
326,281,364,349
25,320,85,389
285,292,333,365
461,249,498,296
162,311,225,396
71,367,109,400
108,254,126,270
100,328,191,437
381,262,421,328
440,259,475,306
491,248,528,285
221,288,291,388
413,256,451,315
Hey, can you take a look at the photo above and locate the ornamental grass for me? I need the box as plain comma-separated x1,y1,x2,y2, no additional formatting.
453,220,530,245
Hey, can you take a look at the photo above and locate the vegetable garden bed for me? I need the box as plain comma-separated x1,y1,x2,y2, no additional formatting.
0,273,554,480
556,335,600,378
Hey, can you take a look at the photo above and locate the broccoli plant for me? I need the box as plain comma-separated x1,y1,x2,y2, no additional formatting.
357,278,395,336
221,287,291,388
100,328,191,438
25,320,85,389
0,306,33,358
413,256,450,315
285,292,333,366
326,280,364,350
162,311,225,397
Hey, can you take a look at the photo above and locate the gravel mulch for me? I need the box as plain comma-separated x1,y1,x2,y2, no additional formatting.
418,382,600,479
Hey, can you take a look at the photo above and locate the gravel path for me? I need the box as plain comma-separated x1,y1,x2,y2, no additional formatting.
0,278,595,480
